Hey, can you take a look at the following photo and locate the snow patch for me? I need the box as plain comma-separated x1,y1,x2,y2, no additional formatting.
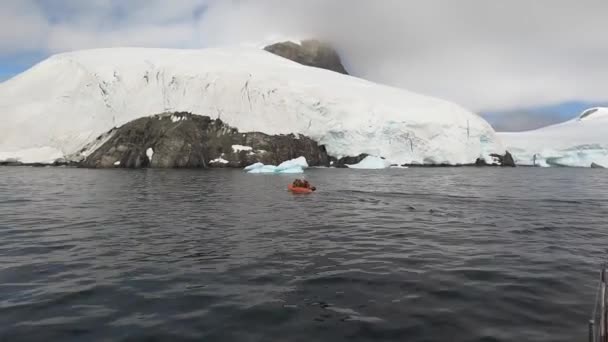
579,107,608,121
170,115,186,123
346,156,392,169
211,157,229,164
232,145,253,153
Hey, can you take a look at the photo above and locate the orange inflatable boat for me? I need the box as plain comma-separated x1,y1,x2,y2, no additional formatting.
288,184,314,194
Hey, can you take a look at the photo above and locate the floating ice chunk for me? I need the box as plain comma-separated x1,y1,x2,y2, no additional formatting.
247,165,278,174
244,162,264,171
276,166,304,174
277,156,308,170
232,145,253,153
247,165,304,174
146,147,154,162
346,156,391,169
244,157,307,174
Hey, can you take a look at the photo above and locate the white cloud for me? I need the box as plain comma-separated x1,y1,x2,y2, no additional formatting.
0,0,207,54
198,0,608,112
0,1,49,52
1,0,607,112
46,23,198,52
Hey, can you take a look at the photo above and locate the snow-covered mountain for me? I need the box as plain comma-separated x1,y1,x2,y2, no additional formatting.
0,47,501,165
498,107,608,167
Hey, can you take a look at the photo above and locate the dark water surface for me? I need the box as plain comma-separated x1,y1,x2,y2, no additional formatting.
1,167,607,342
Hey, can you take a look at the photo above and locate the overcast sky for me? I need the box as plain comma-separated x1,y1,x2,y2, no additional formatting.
1,0,607,125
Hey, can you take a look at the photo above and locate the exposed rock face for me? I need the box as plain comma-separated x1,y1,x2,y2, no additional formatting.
81,112,330,168
475,158,488,167
475,151,516,167
496,151,516,167
331,154,369,168
591,162,605,168
264,40,349,75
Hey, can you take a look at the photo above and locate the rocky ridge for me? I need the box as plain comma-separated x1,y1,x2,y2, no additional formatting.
264,40,349,75
80,112,330,168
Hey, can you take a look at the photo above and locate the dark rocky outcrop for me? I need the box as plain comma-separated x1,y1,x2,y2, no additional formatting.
475,151,516,167
0,161,23,166
81,112,330,168
475,158,488,167
264,40,349,75
331,154,369,168
502,151,516,167
591,162,605,168
0,160,74,167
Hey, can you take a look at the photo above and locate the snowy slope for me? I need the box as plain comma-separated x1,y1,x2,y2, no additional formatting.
498,107,608,167
0,47,501,165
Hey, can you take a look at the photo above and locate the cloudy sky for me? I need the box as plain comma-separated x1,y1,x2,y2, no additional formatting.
1,0,607,129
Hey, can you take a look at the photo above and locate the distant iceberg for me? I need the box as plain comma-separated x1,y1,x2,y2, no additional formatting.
245,157,307,174
346,156,392,169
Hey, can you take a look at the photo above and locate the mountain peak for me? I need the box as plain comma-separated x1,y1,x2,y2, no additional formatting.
264,39,349,75
0,46,499,166
578,107,608,121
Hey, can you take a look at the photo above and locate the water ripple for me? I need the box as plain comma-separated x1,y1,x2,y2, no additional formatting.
0,167,607,341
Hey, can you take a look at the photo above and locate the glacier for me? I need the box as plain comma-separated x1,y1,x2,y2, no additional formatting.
0,47,502,165
498,107,608,167
346,156,392,169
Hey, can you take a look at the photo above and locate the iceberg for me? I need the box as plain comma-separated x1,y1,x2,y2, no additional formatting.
276,156,308,171
0,47,501,165
273,166,304,174
245,157,306,174
244,162,265,171
247,165,285,174
499,107,608,167
346,156,392,169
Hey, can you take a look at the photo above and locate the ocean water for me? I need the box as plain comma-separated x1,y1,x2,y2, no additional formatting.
0,166,607,342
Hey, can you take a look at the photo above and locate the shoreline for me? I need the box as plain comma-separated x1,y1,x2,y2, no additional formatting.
0,162,539,169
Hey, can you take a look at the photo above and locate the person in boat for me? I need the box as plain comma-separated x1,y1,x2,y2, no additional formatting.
293,179,316,191
303,180,317,191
